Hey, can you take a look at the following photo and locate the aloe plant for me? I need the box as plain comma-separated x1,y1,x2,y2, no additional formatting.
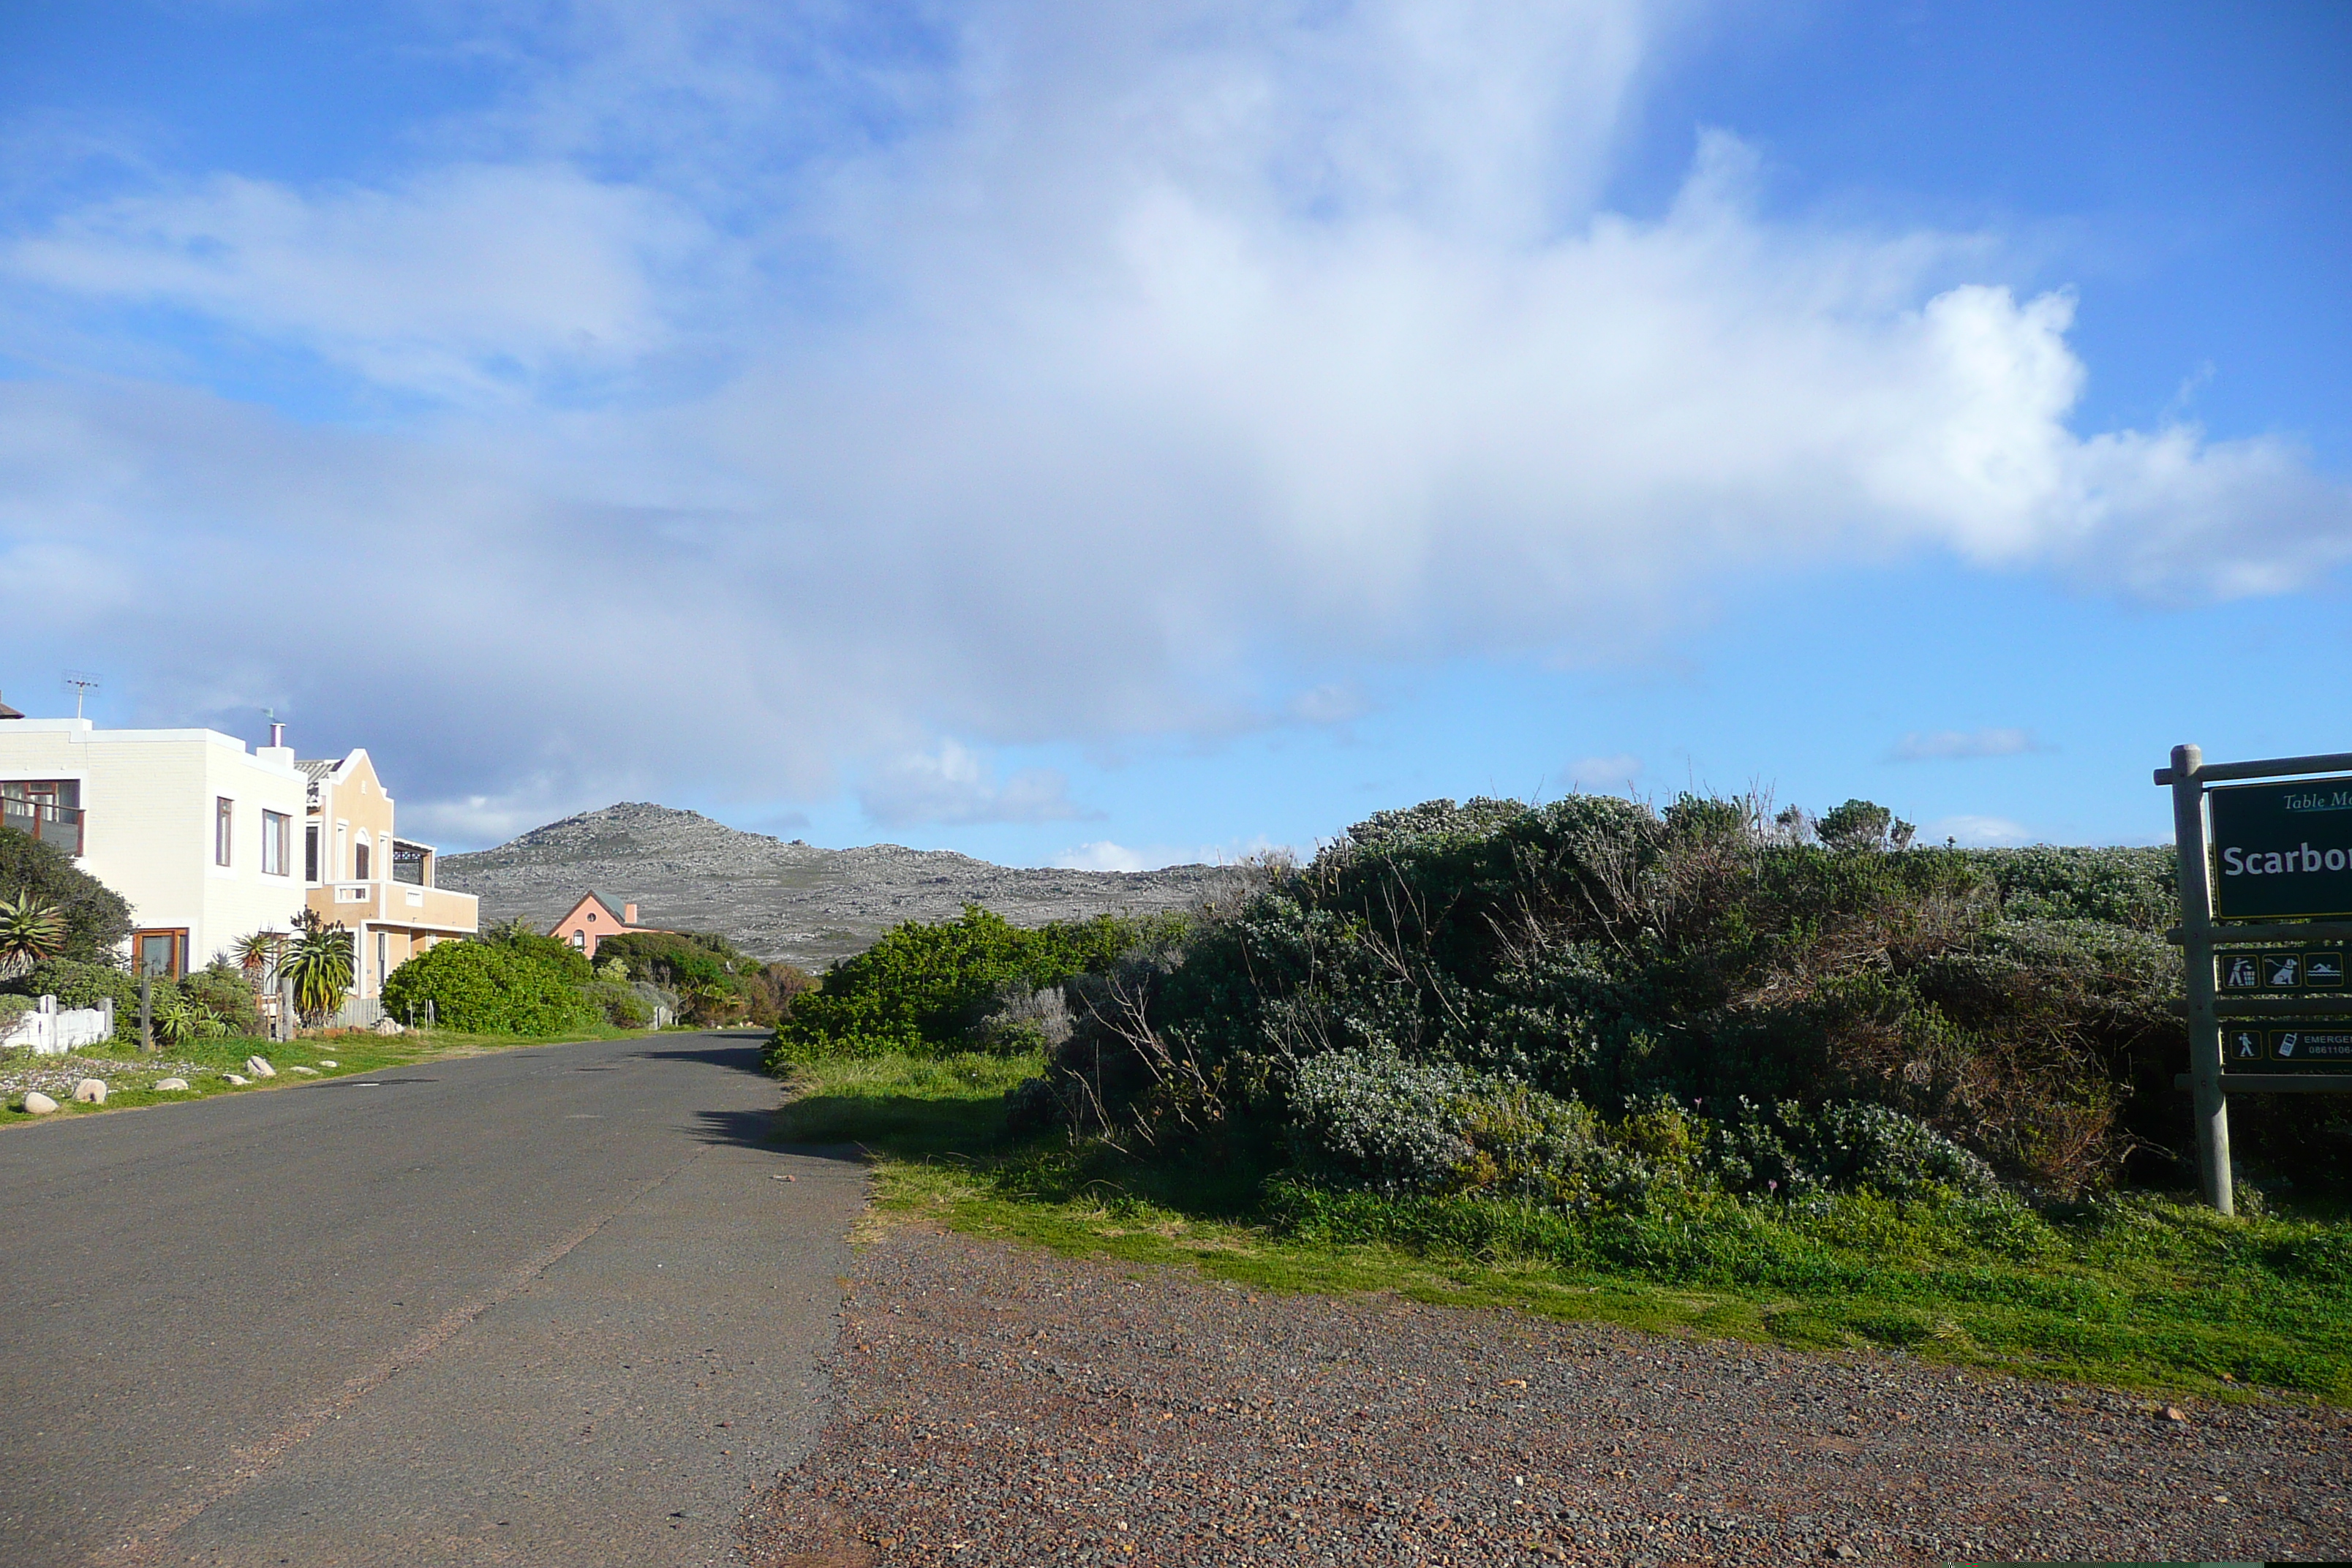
0,892,67,979
280,912,355,1025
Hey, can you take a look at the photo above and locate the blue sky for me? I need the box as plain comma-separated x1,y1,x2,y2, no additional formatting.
3,1,2347,868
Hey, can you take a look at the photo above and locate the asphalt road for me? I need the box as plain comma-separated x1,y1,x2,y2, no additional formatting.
0,1031,867,1567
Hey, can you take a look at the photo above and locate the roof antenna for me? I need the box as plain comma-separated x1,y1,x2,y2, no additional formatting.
63,671,100,719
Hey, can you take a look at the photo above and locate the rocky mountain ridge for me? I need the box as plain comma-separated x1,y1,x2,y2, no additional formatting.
437,802,1244,968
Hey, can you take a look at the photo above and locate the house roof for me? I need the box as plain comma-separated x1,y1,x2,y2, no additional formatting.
0,694,21,720
295,758,341,782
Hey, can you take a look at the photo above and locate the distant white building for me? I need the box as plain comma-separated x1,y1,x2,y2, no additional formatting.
0,715,309,978
0,712,477,991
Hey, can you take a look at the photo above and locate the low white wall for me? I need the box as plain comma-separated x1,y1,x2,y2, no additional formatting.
0,995,117,1056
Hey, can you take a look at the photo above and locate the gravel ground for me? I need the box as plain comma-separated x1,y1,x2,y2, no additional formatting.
746,1226,2352,1566
1,1050,210,1101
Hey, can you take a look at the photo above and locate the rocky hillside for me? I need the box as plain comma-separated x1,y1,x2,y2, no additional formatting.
436,802,1245,968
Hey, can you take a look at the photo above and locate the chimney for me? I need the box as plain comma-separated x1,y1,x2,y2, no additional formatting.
624,902,638,925
269,720,285,749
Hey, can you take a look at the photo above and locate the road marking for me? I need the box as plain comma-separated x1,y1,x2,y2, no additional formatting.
100,1142,723,1565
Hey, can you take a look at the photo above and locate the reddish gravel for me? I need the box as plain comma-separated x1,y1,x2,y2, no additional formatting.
746,1226,2352,1566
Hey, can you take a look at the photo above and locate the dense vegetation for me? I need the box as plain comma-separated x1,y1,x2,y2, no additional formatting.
765,793,2352,1396
990,794,2286,1201
0,825,132,964
768,905,1181,1062
593,930,811,1026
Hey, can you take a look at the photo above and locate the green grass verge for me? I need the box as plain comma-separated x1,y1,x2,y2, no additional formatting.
774,1048,2352,1406
4,1021,690,1123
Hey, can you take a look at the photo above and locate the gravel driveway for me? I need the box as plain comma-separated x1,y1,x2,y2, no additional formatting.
746,1226,2351,1566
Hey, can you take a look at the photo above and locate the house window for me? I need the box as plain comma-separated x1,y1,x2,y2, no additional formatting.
570,931,586,948
134,930,187,980
262,810,290,876
215,797,234,866
1,780,83,856
306,823,320,881
355,839,370,880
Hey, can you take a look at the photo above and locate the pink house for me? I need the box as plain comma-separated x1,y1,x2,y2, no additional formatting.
548,892,662,960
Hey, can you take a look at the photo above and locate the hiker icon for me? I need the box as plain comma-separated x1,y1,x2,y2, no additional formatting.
2266,955,2302,987
2234,1030,2264,1059
2225,956,2260,988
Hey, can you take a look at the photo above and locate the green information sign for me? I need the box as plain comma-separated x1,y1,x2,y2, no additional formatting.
2206,777,2352,920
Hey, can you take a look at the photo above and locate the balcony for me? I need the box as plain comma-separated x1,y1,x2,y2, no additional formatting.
306,879,479,935
1,796,83,856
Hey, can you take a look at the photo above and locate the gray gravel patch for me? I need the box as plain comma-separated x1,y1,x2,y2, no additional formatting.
745,1226,2352,1565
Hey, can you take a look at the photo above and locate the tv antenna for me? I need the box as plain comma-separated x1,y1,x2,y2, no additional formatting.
62,671,100,718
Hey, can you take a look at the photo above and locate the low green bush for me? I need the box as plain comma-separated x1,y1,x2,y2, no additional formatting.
771,906,1180,1063
382,941,598,1035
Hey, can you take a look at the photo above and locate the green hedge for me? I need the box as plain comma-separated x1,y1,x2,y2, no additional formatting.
771,905,1177,1062
382,941,598,1035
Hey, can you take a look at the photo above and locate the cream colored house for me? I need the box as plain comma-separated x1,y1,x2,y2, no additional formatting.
298,749,478,998
0,715,309,977
0,713,477,998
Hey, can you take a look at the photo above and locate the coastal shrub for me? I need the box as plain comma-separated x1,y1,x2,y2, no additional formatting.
382,940,598,1035
12,957,142,1014
772,906,1180,1062
595,933,809,1025
181,960,263,1039
1005,793,2215,1199
1285,1051,1480,1194
0,826,133,963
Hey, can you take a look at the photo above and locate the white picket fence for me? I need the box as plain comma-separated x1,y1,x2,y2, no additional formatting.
0,995,117,1055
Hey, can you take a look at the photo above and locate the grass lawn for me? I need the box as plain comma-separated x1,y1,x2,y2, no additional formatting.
775,1048,2352,1407
3,1021,686,1124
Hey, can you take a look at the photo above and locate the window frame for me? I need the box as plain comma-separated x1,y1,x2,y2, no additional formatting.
262,810,290,876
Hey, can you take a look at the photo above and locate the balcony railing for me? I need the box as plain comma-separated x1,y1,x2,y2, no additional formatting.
1,799,83,856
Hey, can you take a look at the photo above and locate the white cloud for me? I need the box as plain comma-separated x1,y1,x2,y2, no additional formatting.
1052,841,1171,873
1922,814,2035,848
1889,728,2046,762
1050,834,1281,872
2,1,2347,832
857,740,1093,828
1567,753,1644,790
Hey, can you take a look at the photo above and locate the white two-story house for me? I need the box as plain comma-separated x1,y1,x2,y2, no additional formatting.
0,714,310,977
0,711,476,994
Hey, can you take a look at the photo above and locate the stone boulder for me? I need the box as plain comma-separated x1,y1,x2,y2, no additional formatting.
317,1059,338,1068
288,1066,320,1076
155,1078,190,1091
225,1074,250,1086
21,1091,59,1115
72,1079,107,1104
243,1056,276,1079
372,1018,404,1036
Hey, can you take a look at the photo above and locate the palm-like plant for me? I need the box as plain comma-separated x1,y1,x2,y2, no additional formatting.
0,892,67,979
279,913,355,1025
233,930,285,990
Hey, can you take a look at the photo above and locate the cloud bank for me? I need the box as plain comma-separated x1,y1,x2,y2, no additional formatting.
4,0,2347,837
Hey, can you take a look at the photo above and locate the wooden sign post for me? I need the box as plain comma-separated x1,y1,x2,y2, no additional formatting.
2157,743,2352,1215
